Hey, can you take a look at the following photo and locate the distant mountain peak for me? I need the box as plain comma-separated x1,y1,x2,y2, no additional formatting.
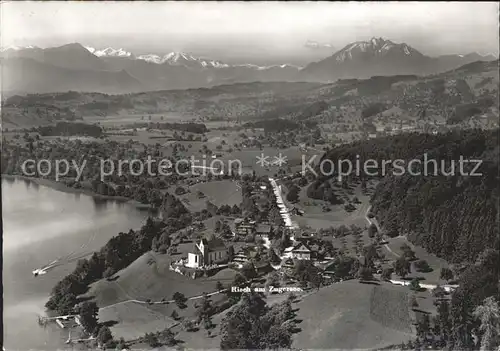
163,51,210,66
135,53,163,64
86,46,133,58
136,51,230,68
305,40,335,50
0,45,39,52
330,37,421,62
164,51,196,63
370,37,387,46
57,43,89,51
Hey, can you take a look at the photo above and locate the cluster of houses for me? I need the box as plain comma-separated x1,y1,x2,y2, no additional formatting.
171,177,321,278
178,222,321,275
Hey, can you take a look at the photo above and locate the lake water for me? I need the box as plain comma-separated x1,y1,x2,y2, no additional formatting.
2,178,149,350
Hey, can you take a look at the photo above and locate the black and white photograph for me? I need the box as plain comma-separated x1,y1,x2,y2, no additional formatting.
1,1,499,350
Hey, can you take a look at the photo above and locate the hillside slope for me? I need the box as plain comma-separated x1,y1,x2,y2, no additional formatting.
1,58,143,94
318,129,499,263
293,280,413,349
300,37,497,82
2,60,497,130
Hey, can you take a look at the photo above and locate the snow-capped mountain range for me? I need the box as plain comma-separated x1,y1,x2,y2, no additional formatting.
86,47,133,58
83,46,300,70
1,38,497,94
136,52,230,68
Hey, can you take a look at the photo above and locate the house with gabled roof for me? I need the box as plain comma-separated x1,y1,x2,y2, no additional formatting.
282,257,295,269
186,237,228,268
232,247,251,268
283,242,312,260
256,223,272,237
234,218,256,235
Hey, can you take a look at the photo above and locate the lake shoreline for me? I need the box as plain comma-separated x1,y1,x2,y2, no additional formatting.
3,178,150,350
1,174,152,210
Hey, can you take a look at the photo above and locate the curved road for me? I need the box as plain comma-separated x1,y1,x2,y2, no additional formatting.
365,205,400,258
100,287,228,311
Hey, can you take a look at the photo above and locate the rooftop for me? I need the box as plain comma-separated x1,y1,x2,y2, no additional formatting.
256,224,272,234
199,237,226,252
292,242,312,252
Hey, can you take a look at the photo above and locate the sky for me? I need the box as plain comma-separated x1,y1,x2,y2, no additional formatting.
1,1,498,63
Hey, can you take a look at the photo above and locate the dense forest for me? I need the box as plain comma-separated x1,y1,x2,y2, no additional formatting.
317,129,499,264
314,129,500,350
37,122,103,137
126,122,208,134
244,118,300,132
448,98,495,124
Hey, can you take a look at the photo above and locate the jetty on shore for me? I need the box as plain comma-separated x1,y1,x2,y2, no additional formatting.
37,314,80,329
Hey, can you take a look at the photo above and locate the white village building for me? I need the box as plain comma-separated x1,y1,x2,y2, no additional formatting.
186,238,228,268
283,242,312,260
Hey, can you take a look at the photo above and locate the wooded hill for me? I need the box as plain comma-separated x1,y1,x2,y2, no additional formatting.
317,129,499,264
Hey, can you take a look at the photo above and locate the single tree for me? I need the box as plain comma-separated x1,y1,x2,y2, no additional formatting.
78,301,99,335
417,314,431,339
144,332,160,348
204,315,214,336
182,319,195,332
400,244,417,261
473,296,500,351
162,329,176,346
381,267,393,281
116,337,127,350
367,223,377,238
358,266,373,281
437,300,451,345
171,309,179,320
196,294,213,322
440,267,454,282
394,256,411,278
173,292,188,309
409,294,419,308
432,285,447,299
241,262,257,280
414,259,432,273
216,281,224,291
409,278,421,291
97,325,113,345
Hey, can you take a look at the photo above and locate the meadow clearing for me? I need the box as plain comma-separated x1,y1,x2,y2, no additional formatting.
292,280,413,349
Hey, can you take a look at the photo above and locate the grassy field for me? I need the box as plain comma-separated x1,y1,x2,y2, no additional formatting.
106,130,168,146
98,303,177,341
2,109,55,129
370,283,413,331
292,280,414,349
189,180,242,207
87,252,237,307
385,236,451,285
293,181,375,230
171,180,242,212
87,250,241,340
83,113,187,127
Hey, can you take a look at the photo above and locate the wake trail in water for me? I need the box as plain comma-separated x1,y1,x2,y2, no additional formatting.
35,230,98,274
